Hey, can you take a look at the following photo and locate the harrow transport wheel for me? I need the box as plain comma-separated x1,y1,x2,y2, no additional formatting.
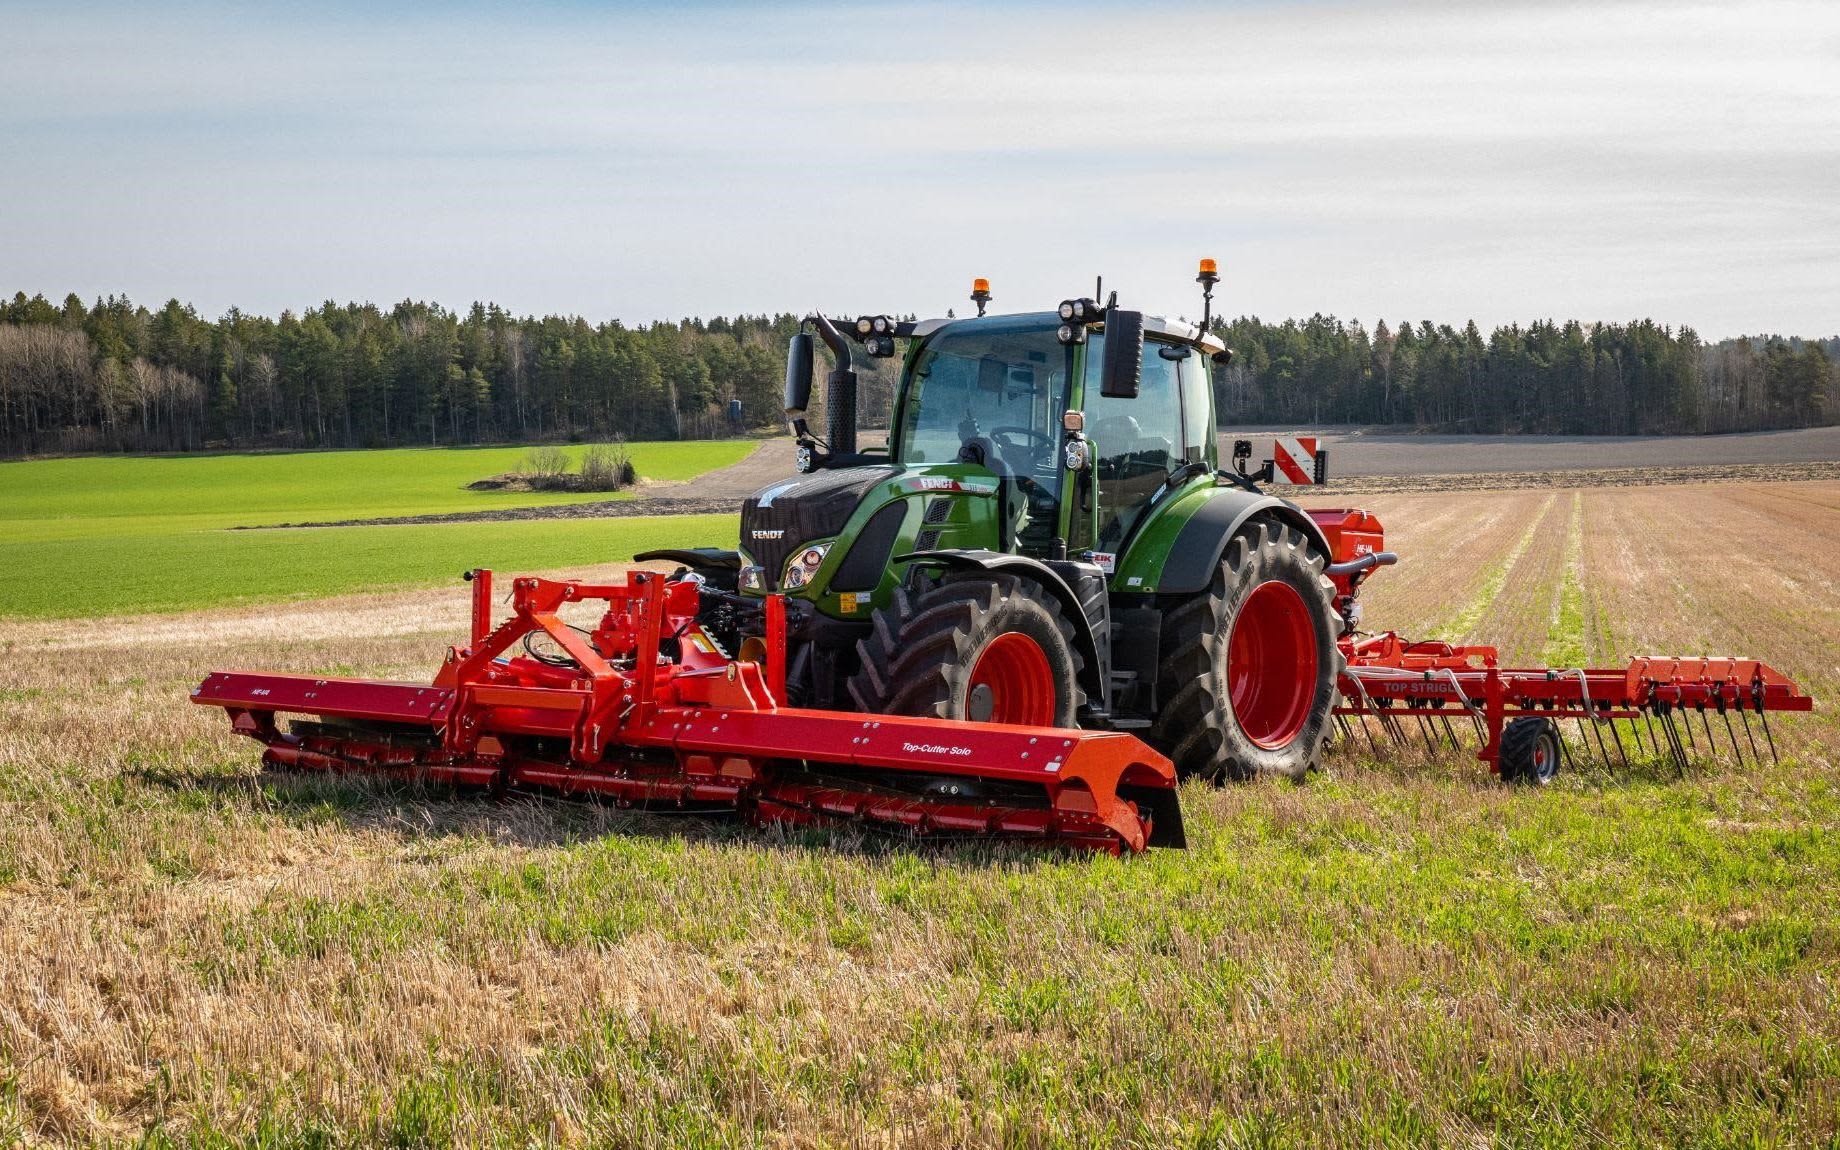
1151,518,1342,781
849,572,1084,727
1499,717,1561,785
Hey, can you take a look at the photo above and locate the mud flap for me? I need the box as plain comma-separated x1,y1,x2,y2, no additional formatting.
1120,782,1187,849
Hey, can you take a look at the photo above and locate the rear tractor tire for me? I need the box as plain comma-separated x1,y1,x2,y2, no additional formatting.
1498,716,1561,785
848,573,1085,727
1150,518,1343,782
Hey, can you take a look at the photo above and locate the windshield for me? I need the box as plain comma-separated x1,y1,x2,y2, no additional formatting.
894,317,1072,473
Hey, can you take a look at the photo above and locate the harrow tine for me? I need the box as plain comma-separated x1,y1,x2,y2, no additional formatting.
1641,709,1661,759
1662,710,1690,777
1758,705,1780,766
1680,707,1697,752
1698,707,1717,761
1720,707,1744,765
1440,714,1461,751
1397,713,1416,752
1607,717,1630,773
1738,706,1762,764
1359,713,1383,758
1586,712,1613,772
1554,720,1580,774
1415,715,1438,756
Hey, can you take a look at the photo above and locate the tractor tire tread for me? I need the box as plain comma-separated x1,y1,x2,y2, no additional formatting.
1149,516,1343,782
848,571,1085,724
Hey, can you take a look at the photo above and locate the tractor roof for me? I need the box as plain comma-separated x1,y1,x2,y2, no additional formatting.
909,310,1226,354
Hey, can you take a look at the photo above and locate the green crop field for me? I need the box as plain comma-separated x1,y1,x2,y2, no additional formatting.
0,443,752,618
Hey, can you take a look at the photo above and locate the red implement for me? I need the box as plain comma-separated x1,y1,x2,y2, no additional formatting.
1307,509,1815,778
192,570,1181,854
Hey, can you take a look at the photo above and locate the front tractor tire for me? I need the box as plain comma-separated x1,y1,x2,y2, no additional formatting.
1152,518,1343,781
848,573,1085,728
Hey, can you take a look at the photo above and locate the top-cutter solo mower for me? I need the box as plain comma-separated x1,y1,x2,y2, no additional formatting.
193,262,1812,853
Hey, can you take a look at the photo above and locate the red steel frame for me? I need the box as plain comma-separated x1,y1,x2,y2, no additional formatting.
193,570,1179,853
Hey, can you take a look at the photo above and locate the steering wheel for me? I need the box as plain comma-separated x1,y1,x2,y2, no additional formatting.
989,426,1054,454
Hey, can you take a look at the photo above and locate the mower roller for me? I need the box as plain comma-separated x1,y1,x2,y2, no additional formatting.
192,261,1813,851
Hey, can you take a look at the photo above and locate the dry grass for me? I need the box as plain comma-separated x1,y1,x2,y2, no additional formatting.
1,484,1838,1146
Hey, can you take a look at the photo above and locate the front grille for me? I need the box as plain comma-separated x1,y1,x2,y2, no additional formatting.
740,466,895,589
832,501,907,592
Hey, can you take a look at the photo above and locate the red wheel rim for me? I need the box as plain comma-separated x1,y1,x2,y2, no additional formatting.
1227,580,1319,750
965,632,1056,726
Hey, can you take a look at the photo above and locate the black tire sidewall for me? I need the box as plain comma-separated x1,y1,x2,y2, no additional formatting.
849,573,1084,728
1500,716,1560,785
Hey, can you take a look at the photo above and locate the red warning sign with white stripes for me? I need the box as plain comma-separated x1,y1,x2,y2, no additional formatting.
1272,437,1320,485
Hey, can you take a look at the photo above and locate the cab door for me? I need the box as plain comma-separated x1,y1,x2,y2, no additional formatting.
1074,337,1200,555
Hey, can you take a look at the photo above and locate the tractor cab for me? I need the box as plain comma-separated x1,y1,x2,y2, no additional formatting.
750,298,1227,598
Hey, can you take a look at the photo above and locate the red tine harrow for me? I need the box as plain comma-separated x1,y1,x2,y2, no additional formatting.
1311,510,1814,781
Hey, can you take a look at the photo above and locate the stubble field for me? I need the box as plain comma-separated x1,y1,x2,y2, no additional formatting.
0,480,1836,1146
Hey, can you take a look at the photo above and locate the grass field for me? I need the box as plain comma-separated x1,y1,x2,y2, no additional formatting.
0,443,753,618
0,480,1836,1146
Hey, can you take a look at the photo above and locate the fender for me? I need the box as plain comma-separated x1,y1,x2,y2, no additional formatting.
895,549,1109,710
1151,488,1334,596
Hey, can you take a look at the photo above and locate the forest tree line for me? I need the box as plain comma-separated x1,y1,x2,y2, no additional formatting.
1216,315,1837,436
1,290,1834,456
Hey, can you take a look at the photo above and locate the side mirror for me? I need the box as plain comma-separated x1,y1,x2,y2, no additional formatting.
784,332,814,415
1099,308,1144,399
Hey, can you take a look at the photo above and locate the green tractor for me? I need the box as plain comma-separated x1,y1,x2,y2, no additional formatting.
644,263,1343,782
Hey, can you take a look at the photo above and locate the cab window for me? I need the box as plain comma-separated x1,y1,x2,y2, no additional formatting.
1178,346,1215,466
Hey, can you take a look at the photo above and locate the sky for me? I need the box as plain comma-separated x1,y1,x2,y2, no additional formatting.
1,0,1836,338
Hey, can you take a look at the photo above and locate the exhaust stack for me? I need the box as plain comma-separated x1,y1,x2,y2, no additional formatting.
804,313,857,458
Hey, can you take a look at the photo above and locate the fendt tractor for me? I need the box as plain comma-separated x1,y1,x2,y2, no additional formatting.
651,266,1345,786
193,262,1812,854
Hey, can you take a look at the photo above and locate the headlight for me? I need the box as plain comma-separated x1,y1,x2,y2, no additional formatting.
739,565,766,592
1063,437,1090,471
795,443,814,472
783,542,832,589
1057,323,1086,345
